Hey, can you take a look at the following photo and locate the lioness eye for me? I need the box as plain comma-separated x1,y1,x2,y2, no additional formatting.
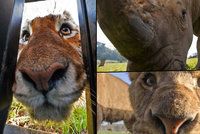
143,73,156,87
60,23,71,35
22,30,30,42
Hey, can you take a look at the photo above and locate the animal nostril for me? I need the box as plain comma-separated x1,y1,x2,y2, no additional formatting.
152,113,196,134
151,113,166,133
21,68,66,91
19,63,66,92
21,72,37,89
180,116,197,130
48,68,67,89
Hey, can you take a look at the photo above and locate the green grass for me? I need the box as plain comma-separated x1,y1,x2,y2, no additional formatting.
186,58,197,70
63,106,87,134
97,62,127,72
7,98,87,134
97,58,198,72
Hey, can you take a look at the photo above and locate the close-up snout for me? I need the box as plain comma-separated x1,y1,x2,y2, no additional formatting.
19,62,66,94
152,111,197,134
150,84,200,134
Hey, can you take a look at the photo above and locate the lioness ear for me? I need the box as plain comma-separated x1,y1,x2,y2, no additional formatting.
129,72,141,82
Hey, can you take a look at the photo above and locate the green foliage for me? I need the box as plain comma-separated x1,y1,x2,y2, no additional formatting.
97,42,127,62
186,58,197,70
7,98,87,134
63,106,87,133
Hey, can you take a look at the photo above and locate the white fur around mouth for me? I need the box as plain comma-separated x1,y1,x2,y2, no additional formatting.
13,63,85,119
13,64,86,121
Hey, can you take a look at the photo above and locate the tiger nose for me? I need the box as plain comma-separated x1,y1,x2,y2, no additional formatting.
19,62,65,92
153,114,196,134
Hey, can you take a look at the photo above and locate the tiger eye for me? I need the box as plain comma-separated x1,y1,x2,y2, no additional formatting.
60,23,71,35
22,30,30,42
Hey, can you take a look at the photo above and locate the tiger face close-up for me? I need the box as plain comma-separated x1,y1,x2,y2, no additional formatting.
12,11,86,121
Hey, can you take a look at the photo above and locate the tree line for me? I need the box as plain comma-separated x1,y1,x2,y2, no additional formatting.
97,42,127,66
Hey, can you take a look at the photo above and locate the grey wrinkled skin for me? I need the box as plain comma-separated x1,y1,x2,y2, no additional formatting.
97,0,200,71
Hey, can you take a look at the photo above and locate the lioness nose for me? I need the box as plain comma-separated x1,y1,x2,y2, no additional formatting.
19,63,65,92
154,115,195,134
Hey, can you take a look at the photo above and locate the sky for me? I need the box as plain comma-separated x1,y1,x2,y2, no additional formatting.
97,23,198,57
97,23,115,50
22,0,79,26
110,72,131,85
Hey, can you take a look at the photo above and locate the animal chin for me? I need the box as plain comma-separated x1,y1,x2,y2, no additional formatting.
29,101,72,121
30,90,82,121
47,89,83,107
15,83,82,121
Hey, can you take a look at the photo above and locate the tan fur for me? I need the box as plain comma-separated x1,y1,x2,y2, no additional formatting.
12,12,86,121
129,71,200,133
97,74,135,132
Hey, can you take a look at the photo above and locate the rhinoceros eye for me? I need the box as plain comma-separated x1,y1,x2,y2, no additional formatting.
143,73,157,87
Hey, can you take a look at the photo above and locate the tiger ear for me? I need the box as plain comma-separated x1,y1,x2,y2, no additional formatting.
63,10,72,18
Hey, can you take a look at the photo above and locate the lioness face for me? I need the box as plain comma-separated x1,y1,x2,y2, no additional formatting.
12,12,86,121
129,72,200,134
